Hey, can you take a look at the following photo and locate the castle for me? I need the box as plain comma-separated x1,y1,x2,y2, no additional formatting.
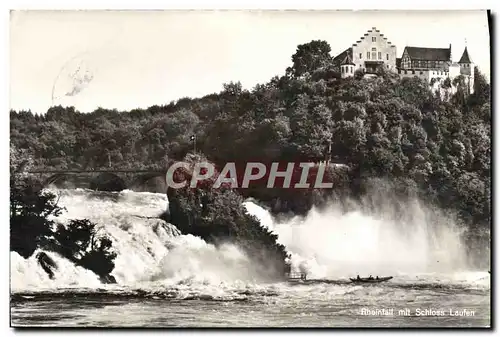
332,27,474,94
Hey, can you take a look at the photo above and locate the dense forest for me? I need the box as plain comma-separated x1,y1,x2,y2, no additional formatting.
10,40,491,277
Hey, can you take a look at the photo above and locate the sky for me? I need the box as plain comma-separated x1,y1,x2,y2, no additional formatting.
10,10,490,114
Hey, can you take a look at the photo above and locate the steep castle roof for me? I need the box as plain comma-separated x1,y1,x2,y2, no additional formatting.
341,53,355,66
404,46,451,61
333,48,352,63
458,47,472,63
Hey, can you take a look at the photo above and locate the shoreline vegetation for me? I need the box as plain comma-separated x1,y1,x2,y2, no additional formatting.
10,40,491,281
11,148,118,283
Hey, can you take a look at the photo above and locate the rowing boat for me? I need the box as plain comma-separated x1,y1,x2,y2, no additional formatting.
349,276,393,283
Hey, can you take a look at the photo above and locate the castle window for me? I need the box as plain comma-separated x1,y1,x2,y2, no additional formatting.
378,52,381,60
341,67,344,73
359,53,362,59
386,54,389,60
412,70,415,74
372,37,376,42
351,67,353,74
420,71,423,75
372,52,376,59
367,52,370,59
372,47,376,51
404,70,407,74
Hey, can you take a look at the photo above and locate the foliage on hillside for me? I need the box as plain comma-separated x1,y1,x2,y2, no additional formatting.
164,154,290,279
10,40,491,232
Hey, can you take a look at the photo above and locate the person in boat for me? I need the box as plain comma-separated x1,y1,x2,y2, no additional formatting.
368,275,373,280
357,275,361,280
376,276,379,280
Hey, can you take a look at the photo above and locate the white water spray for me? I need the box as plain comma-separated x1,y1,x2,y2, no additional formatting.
11,184,482,292
244,189,469,279
11,189,267,290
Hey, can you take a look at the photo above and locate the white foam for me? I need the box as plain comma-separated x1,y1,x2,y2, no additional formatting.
12,189,266,291
244,195,470,278
11,187,484,293
10,250,102,291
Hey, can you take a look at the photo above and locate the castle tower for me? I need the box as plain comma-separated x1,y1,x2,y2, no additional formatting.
458,46,474,94
458,46,473,75
341,54,355,78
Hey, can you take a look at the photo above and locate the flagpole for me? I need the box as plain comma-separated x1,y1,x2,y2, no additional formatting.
190,135,196,155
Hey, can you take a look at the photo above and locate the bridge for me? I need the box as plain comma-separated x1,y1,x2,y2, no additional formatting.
27,169,168,193
27,161,350,192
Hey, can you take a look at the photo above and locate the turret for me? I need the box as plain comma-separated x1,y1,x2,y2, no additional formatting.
458,46,474,94
340,54,355,78
458,46,473,75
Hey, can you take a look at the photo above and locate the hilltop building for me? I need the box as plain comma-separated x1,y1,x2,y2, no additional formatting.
332,27,474,94
333,27,397,78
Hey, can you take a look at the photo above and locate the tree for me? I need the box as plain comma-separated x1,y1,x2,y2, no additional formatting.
288,94,333,160
288,40,333,78
468,67,490,109
166,155,290,280
354,68,365,80
10,145,117,280
54,219,117,276
10,146,63,258
9,39,491,258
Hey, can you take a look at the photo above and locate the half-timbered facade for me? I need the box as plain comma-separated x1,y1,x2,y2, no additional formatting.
331,27,475,94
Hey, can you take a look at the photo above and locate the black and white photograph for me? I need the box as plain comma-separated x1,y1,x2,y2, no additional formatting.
9,9,491,328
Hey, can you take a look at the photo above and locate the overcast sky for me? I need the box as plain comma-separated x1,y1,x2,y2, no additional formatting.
10,10,490,113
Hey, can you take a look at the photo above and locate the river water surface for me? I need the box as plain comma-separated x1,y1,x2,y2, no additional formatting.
10,189,491,327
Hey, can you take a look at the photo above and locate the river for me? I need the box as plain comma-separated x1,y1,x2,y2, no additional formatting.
10,188,491,328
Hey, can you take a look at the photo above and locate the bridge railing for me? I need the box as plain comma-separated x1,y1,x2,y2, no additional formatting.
28,169,165,174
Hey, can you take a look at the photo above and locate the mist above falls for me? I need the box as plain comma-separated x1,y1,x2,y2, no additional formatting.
11,185,481,292
244,184,472,278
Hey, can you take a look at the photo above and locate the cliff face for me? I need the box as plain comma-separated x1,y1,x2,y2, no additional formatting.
165,155,290,281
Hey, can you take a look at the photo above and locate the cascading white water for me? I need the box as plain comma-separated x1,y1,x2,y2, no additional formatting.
10,250,103,291
11,188,266,291
10,188,490,328
154,236,264,284
11,185,479,292
244,189,470,279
